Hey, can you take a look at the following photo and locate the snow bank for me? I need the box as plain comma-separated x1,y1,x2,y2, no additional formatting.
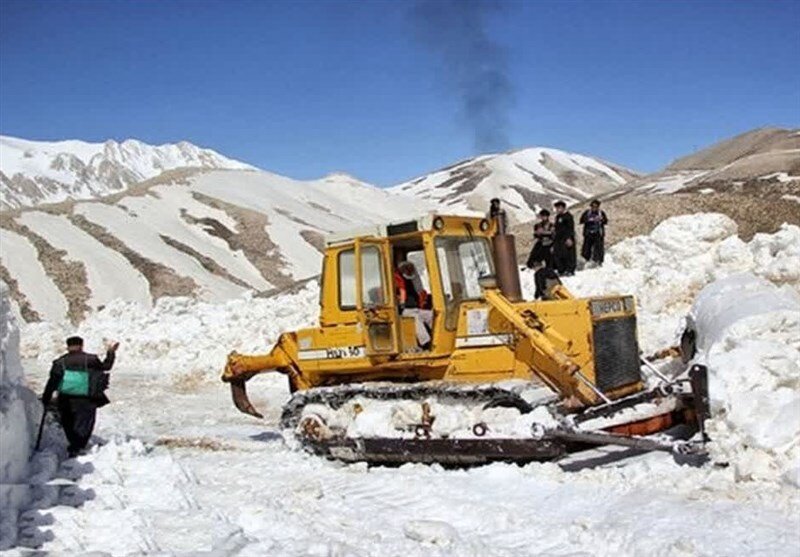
21,284,322,380
522,215,800,487
749,224,800,287
0,282,40,548
689,273,800,486
522,215,800,353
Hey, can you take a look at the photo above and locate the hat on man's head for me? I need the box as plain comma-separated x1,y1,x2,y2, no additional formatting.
66,336,83,347
399,261,416,278
554,200,566,208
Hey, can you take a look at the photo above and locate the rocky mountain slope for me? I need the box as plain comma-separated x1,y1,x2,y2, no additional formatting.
511,128,800,259
0,136,255,209
622,127,800,196
521,128,800,259
6,128,796,323
0,166,430,324
389,147,638,222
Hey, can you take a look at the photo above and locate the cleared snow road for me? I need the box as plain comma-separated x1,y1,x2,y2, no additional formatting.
11,368,799,557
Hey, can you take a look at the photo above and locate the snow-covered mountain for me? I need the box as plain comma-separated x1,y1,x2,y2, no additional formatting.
389,147,638,222
0,138,644,324
0,136,256,209
0,166,431,324
567,128,800,248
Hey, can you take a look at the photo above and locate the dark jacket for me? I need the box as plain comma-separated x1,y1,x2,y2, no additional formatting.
401,275,420,308
42,350,115,404
534,267,562,300
533,221,554,247
579,209,608,236
554,211,575,242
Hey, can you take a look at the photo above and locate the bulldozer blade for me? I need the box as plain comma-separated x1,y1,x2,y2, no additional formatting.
301,424,703,466
543,427,697,455
305,437,566,465
689,364,710,441
230,379,264,419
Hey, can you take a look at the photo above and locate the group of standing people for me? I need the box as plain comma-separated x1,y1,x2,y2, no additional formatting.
526,199,608,298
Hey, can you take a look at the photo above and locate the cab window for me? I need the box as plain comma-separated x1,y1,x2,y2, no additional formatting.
361,246,386,306
435,237,493,301
435,237,493,327
338,249,356,309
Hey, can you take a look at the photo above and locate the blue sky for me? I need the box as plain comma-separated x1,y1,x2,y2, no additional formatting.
1,0,798,185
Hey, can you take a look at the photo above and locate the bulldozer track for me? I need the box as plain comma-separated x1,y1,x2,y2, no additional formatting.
280,383,534,430
279,382,575,464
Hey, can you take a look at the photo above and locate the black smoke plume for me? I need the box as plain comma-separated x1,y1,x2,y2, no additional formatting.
411,0,514,153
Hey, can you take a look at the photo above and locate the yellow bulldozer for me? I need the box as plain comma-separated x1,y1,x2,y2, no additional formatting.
222,203,709,464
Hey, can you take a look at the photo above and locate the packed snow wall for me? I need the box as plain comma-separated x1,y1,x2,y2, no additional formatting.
0,281,41,547
20,285,323,379
689,273,800,486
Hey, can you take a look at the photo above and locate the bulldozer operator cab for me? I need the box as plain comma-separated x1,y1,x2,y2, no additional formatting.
319,214,495,358
224,206,662,422
244,208,647,404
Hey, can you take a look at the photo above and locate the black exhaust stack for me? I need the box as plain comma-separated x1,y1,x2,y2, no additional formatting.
489,199,522,301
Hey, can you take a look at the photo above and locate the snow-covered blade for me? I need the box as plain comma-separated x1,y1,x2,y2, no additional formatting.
687,273,800,485
0,135,256,209
390,147,638,222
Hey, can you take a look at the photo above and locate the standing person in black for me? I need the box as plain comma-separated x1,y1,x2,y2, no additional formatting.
579,199,609,266
526,209,555,269
42,336,119,457
552,200,577,276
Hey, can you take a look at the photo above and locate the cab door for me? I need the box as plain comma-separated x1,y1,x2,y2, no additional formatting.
355,238,399,357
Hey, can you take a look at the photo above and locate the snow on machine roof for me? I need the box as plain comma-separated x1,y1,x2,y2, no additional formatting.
324,212,489,246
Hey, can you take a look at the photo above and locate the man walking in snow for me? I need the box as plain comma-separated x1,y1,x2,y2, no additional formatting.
552,200,576,276
579,199,608,266
42,336,118,457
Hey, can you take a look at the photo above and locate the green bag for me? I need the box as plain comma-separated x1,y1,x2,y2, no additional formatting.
59,369,90,396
